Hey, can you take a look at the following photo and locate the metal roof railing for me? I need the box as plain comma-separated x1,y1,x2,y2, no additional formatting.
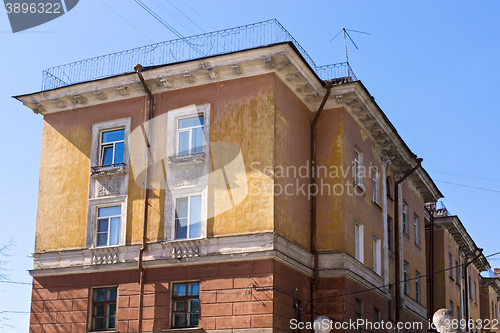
41,19,356,91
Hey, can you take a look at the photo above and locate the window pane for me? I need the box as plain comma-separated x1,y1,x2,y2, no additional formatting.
98,219,108,232
178,131,189,155
107,288,117,301
189,299,200,313
107,316,116,329
188,313,199,326
107,303,116,316
174,300,185,311
94,304,105,315
114,142,124,164
179,116,203,129
99,206,121,217
109,217,121,246
174,284,186,297
173,313,185,327
175,198,189,239
102,129,124,143
175,198,188,219
97,233,108,247
101,146,114,165
94,289,106,302
189,196,202,238
192,127,203,153
93,317,104,330
188,282,200,296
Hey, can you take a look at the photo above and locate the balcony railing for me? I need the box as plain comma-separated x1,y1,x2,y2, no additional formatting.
41,19,356,91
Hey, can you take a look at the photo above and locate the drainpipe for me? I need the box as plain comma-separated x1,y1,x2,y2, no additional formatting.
310,81,333,320
134,64,155,333
394,158,423,326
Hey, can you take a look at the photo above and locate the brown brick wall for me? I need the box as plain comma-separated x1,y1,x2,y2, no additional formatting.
30,259,275,332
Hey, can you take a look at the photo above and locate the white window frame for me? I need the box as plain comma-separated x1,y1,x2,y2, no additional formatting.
99,128,125,166
403,261,410,295
414,213,420,245
373,236,381,275
95,205,122,247
177,116,204,155
354,148,362,185
355,220,364,263
415,270,421,303
173,194,204,240
165,104,210,242
372,167,379,203
91,118,131,169
402,202,409,234
86,197,127,248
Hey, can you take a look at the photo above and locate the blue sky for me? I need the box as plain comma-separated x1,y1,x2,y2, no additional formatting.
1,0,500,331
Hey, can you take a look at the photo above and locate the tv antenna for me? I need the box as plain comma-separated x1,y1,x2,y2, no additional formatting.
330,28,371,64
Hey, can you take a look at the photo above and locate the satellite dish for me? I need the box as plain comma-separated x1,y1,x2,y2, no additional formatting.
313,315,332,333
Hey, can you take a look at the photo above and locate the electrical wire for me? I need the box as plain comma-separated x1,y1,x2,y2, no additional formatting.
178,0,217,31
434,179,500,194
429,169,500,183
99,0,154,43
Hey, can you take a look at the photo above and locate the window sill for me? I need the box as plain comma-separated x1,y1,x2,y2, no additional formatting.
353,183,365,196
372,201,382,212
414,242,421,250
404,231,410,239
91,163,127,178
163,328,203,333
168,152,206,166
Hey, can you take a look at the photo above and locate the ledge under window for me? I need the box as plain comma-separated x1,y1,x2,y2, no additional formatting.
91,163,127,178
168,152,206,165
163,327,203,333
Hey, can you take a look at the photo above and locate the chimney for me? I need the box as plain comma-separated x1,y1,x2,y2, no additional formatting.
494,268,500,278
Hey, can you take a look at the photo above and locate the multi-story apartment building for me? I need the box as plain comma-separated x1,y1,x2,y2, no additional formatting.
425,213,490,328
17,20,445,333
480,276,500,333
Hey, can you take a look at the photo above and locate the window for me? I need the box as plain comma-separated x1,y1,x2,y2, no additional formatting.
403,261,410,295
355,299,363,333
354,149,362,185
372,167,379,203
92,287,117,331
172,282,200,328
455,260,459,282
450,300,454,316
402,202,409,234
469,276,472,298
388,215,394,252
99,129,125,166
386,177,392,199
96,206,121,247
389,285,395,321
416,271,421,303
449,253,453,279
374,308,381,333
474,281,477,304
355,221,364,262
175,196,202,239
373,236,381,275
457,306,461,321
178,115,204,155
414,214,420,245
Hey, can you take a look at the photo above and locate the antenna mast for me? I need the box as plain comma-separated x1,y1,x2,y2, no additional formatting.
331,28,371,64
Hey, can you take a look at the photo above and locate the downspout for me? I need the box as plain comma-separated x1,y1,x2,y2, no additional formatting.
134,64,155,333
394,158,423,325
310,81,333,320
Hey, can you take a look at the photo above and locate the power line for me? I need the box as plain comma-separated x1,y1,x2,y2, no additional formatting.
178,0,217,31
99,0,154,43
148,0,198,36
430,169,500,183
434,179,500,193
132,0,204,57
